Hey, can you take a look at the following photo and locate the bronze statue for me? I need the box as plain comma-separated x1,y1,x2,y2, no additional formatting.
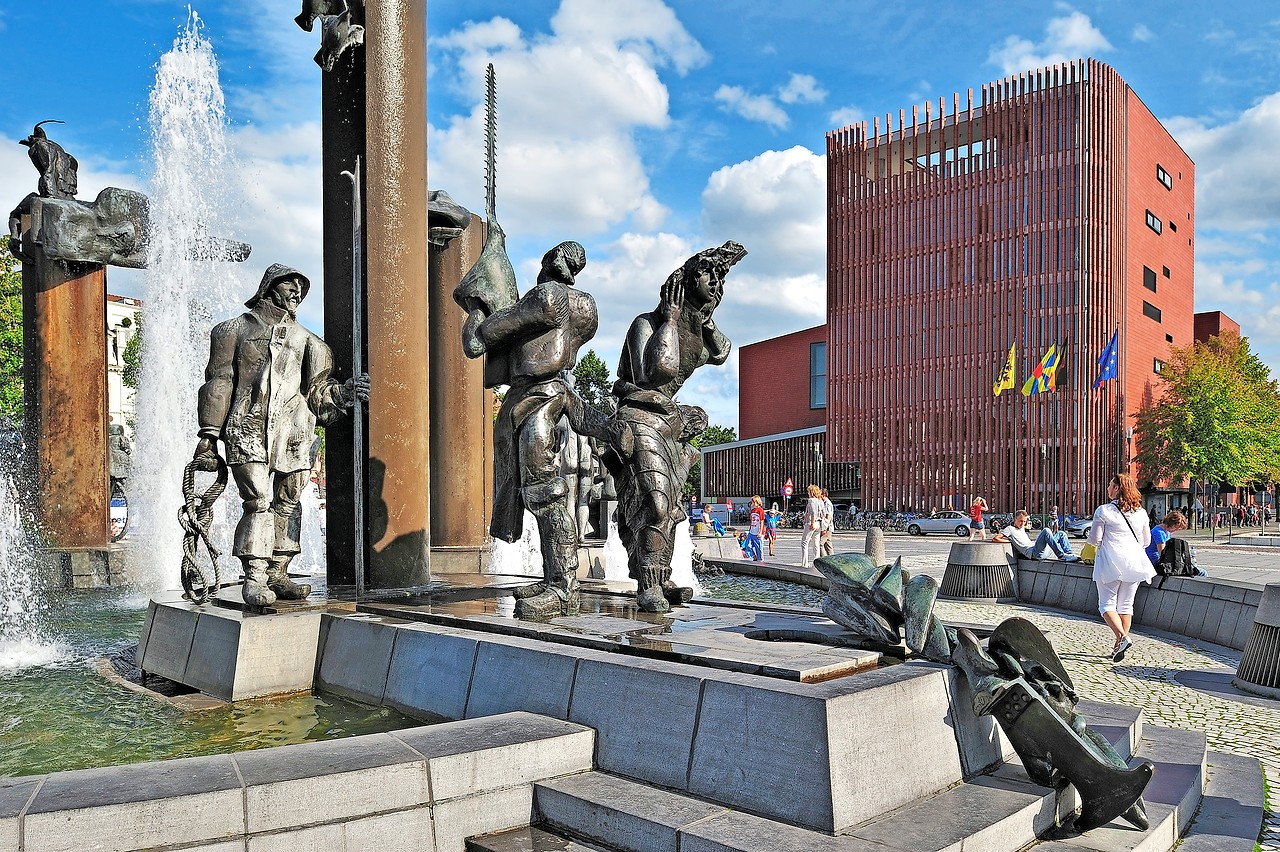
192,264,369,606
457,241,611,617
951,619,1152,833
603,242,745,612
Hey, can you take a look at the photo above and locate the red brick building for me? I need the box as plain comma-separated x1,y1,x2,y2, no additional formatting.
738,325,828,439
706,59,1199,515
825,59,1193,515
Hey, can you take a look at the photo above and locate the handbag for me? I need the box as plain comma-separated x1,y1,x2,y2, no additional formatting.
1079,542,1097,563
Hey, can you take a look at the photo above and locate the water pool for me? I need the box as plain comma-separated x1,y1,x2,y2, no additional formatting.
0,589,416,778
699,573,826,608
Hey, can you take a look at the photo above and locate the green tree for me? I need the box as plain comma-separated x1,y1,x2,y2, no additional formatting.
1133,331,1280,491
121,315,143,389
572,349,612,411
0,253,22,420
684,424,737,499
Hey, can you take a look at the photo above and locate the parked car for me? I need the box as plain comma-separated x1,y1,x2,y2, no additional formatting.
905,510,972,537
1065,515,1093,538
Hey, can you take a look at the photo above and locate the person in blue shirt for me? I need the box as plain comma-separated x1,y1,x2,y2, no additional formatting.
1146,510,1188,564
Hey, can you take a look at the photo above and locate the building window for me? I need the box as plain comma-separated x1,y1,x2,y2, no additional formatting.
810,342,827,409
1143,301,1162,323
1154,358,1165,374
1169,220,1177,233
1145,211,1162,234
1143,266,1157,292
1156,164,1173,190
1166,334,1174,343
1162,266,1170,278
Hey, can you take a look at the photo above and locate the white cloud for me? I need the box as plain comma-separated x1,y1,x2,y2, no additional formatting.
427,1,701,238
778,73,827,105
988,11,1113,76
1132,23,1156,43
828,106,865,129
1166,92,1280,232
714,85,790,130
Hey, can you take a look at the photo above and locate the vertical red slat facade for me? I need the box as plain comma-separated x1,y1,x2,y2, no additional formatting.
824,59,1194,515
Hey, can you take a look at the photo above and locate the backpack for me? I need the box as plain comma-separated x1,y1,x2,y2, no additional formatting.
1155,537,1195,585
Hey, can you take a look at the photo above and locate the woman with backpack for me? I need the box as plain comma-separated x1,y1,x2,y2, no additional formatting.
1146,510,1188,565
1088,473,1153,662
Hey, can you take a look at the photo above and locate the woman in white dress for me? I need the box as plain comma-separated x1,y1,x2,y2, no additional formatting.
1087,472,1154,661
800,484,825,568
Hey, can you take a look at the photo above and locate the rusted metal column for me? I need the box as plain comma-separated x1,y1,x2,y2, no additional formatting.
428,214,491,572
363,0,431,589
21,249,109,548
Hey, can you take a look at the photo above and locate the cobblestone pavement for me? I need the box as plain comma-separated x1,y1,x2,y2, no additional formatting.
934,598,1279,850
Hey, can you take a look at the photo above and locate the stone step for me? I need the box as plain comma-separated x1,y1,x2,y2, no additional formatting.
1029,723,1209,852
466,824,617,852
533,771,877,852
1175,751,1266,852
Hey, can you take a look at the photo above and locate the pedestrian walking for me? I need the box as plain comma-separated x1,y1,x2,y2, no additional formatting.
801,484,823,567
968,497,989,541
1088,472,1153,662
763,502,781,557
744,495,765,562
820,488,835,557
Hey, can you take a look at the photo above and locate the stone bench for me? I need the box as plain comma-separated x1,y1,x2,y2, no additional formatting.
1014,560,1262,650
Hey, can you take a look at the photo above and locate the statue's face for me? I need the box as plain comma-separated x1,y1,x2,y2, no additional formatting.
688,263,721,307
268,276,304,315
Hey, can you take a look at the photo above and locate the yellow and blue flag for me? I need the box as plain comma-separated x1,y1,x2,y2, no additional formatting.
1022,343,1060,396
1093,329,1119,388
993,342,1016,396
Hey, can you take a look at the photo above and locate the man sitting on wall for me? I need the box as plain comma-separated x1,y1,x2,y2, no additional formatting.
1000,510,1081,562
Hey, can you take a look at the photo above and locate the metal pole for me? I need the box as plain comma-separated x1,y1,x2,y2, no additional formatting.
342,157,365,601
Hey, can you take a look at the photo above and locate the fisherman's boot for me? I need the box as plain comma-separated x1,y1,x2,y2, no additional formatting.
241,557,277,607
634,540,670,613
267,553,312,600
515,479,580,619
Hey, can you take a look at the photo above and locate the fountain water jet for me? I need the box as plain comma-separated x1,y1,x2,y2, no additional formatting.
130,12,249,593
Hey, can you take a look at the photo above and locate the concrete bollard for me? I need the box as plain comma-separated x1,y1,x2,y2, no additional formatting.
938,541,1018,602
864,527,886,567
1234,582,1280,699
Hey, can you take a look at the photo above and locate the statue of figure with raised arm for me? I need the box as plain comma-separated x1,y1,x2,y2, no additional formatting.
603,241,746,612
192,264,369,607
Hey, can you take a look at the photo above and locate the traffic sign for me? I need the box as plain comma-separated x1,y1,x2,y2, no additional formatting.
782,477,794,498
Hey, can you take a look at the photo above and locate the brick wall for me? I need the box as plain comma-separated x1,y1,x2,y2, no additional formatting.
738,324,827,439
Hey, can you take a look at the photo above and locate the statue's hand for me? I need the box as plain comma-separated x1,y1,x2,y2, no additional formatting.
342,373,371,408
192,437,222,472
660,271,683,320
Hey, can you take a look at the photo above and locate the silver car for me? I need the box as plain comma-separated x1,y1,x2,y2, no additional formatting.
906,510,972,537
1065,516,1093,538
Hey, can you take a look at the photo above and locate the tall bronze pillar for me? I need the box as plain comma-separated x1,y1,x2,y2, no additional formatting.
363,0,431,589
21,248,109,548
428,215,491,572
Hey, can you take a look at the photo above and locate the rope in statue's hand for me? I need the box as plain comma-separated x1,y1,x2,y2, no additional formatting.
178,455,228,604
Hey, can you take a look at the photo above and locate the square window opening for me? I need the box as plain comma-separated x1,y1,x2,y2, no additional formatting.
1145,210,1162,235
1162,266,1170,278
1154,358,1165,374
1143,266,1157,292
1166,334,1174,343
1143,301,1162,323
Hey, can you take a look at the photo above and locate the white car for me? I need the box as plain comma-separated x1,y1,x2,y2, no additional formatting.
906,510,972,537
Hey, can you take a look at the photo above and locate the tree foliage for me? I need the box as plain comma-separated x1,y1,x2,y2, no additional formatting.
0,253,22,420
684,424,737,500
1133,331,1280,488
121,315,143,389
572,349,613,411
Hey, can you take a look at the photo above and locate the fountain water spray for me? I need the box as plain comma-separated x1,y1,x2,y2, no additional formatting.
0,434,66,671
131,12,246,592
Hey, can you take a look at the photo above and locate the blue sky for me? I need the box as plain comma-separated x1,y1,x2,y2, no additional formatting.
2,2,1279,431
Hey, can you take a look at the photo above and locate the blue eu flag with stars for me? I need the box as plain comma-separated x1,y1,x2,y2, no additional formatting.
1093,329,1119,388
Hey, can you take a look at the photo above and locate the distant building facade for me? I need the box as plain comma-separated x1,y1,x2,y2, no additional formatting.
826,59,1194,514
106,294,141,434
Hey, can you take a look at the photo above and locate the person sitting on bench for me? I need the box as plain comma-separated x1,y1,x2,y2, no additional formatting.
1001,510,1081,562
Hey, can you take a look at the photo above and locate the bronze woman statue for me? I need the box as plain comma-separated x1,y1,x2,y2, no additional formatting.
604,241,746,612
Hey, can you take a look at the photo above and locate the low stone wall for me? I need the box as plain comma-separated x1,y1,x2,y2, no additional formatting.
315,613,1010,835
0,712,593,852
693,534,744,560
1015,560,1262,650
